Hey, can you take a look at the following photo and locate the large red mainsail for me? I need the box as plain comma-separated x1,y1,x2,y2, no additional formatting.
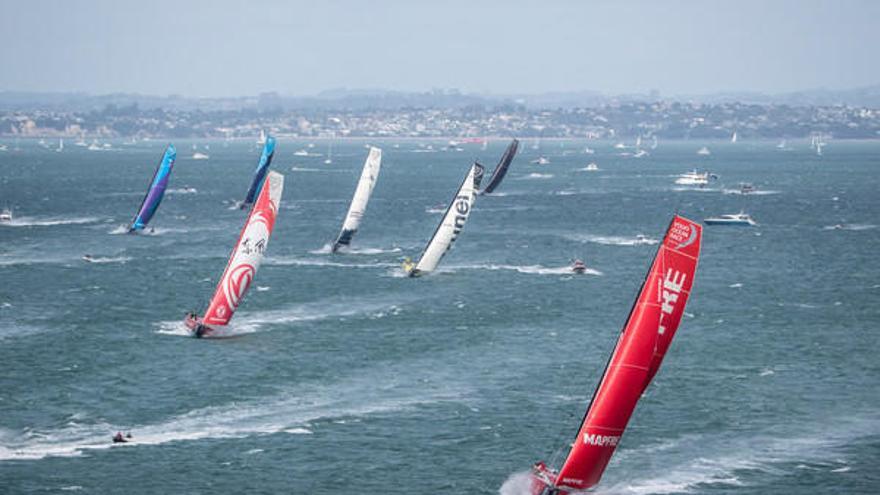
201,171,284,327
533,215,702,494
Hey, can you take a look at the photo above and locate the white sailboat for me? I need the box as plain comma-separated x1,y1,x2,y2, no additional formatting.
56,139,64,152
405,163,484,277
731,131,738,143
331,147,383,252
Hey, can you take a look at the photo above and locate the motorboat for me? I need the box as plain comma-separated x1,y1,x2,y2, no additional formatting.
0,208,12,222
531,156,550,165
696,146,711,156
704,212,757,226
675,169,710,186
572,259,588,274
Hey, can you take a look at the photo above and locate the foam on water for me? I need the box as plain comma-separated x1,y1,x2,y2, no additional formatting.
567,233,659,246
518,173,554,179
0,366,467,461
1,216,101,227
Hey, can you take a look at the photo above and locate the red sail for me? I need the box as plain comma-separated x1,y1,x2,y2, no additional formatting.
552,215,702,492
202,172,283,327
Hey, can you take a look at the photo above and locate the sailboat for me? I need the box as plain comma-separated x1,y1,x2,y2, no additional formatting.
56,138,64,152
184,171,285,338
240,135,276,210
480,139,519,195
529,215,702,494
128,144,177,233
257,129,267,145
404,163,484,277
331,146,382,252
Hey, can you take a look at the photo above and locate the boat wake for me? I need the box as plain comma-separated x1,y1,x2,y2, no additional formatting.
166,187,198,195
309,244,402,255
1,216,101,227
157,297,406,337
596,415,879,494
517,173,554,180
265,255,398,270
722,188,780,195
441,263,602,276
567,234,659,246
822,223,876,231
0,364,468,461
84,256,132,264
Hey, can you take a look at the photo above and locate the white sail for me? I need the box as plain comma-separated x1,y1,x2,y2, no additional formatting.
411,163,484,275
332,147,383,252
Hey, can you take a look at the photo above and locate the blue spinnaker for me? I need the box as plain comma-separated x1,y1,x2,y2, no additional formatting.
241,136,276,209
130,144,176,232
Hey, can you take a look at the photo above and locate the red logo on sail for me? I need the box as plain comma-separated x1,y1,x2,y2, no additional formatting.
224,263,255,310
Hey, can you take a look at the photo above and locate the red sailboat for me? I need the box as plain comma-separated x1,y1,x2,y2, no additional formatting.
531,215,702,494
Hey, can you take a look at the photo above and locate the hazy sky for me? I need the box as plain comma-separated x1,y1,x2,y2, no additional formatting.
1,0,878,97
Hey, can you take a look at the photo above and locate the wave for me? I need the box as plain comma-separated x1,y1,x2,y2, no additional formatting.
265,256,398,270
440,263,602,276
822,223,877,231
722,189,780,196
517,173,554,179
672,186,720,193
309,244,402,255
83,256,131,264
0,365,466,461
600,416,878,494
567,234,659,246
166,187,198,195
1,216,101,227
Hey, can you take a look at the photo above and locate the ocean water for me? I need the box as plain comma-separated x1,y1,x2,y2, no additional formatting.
1,139,878,494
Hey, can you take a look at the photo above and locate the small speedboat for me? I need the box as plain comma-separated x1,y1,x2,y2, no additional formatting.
704,212,757,226
191,152,210,160
112,432,133,444
740,183,756,194
584,163,599,171
0,208,12,223
572,259,588,274
696,146,711,156
675,170,710,186
531,156,550,165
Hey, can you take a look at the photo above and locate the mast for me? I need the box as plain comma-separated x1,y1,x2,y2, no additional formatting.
549,215,702,492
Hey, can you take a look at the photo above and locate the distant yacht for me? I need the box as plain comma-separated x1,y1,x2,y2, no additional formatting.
74,137,88,147
293,149,310,157
739,182,756,194
257,129,267,145
633,149,649,158
87,140,102,151
192,152,210,160
776,139,788,150
0,208,12,223
613,142,627,150
56,138,64,152
584,162,599,171
531,156,550,165
731,131,738,143
696,146,711,156
675,169,711,186
704,212,757,226
583,146,595,155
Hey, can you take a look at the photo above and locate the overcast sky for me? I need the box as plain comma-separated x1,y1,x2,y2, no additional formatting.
1,0,878,97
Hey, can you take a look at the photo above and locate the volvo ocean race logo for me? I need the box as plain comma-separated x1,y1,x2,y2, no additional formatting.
668,220,697,251
223,263,256,311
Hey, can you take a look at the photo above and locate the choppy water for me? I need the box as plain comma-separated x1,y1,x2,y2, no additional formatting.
1,139,878,494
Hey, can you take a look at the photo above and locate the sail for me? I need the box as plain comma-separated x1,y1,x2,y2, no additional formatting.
241,136,276,209
552,215,702,492
481,139,519,194
332,146,382,252
129,144,177,231
412,162,484,275
201,171,285,327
